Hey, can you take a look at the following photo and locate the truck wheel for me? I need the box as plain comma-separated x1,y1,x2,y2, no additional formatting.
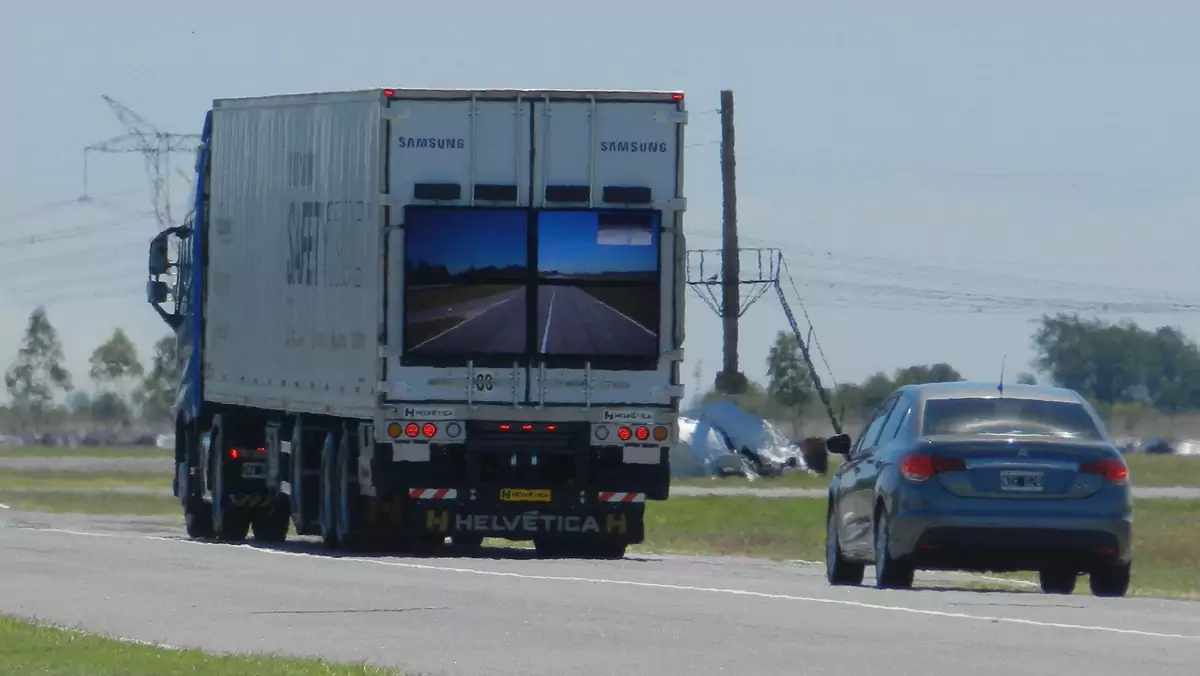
589,541,628,560
252,496,291,543
184,499,214,539
211,420,250,541
319,431,340,550
451,534,484,549
335,428,368,552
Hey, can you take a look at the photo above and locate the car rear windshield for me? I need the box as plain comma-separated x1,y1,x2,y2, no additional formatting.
920,397,1103,440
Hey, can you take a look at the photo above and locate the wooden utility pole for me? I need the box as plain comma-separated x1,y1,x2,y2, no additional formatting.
715,89,747,394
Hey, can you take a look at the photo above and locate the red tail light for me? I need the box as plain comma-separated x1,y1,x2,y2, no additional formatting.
422,423,437,438
1080,459,1129,485
617,427,632,441
635,426,650,441
900,454,965,482
405,423,420,438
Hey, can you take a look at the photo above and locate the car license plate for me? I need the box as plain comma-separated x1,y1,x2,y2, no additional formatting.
1000,470,1044,492
241,462,266,479
500,488,551,502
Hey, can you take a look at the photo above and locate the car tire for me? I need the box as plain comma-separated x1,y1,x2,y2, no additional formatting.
1090,562,1131,598
1038,567,1077,595
826,511,864,586
874,510,914,590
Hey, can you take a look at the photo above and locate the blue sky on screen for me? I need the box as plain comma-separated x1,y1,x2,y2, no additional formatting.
404,209,528,274
537,211,659,275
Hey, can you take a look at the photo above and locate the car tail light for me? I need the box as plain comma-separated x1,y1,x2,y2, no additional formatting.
1080,459,1129,485
900,454,965,482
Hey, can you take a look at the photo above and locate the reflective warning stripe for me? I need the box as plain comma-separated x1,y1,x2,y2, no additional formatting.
407,488,458,500
598,492,645,503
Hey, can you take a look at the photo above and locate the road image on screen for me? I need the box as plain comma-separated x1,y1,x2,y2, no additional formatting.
535,211,660,358
403,208,529,356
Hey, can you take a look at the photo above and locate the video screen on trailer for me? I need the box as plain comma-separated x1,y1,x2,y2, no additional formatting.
535,210,661,358
403,208,529,356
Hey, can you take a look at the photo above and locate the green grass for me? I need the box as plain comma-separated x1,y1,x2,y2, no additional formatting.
0,446,171,459
1125,454,1200,488
0,469,169,491
0,615,400,675
641,496,1200,599
0,489,179,516
673,453,1200,490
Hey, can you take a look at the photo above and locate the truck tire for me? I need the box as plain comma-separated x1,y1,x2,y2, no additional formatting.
252,496,291,543
319,431,340,550
184,499,214,539
335,428,369,552
211,419,251,541
451,534,484,549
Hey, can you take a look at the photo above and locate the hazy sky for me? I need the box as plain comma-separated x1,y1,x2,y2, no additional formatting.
4,0,1200,405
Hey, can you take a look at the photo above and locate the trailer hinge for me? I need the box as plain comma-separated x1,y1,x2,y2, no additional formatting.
654,110,689,125
653,197,687,213
661,348,685,362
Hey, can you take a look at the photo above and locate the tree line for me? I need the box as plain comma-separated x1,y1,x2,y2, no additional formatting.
698,313,1200,435
1,306,179,437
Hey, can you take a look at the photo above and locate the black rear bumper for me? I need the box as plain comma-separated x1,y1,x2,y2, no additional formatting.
396,499,646,544
909,526,1124,573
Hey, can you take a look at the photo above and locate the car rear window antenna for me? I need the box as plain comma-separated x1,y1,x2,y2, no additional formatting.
997,353,1007,396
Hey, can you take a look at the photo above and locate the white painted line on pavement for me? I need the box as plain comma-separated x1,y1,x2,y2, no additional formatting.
540,289,556,353
0,503,9,509
21,527,1200,642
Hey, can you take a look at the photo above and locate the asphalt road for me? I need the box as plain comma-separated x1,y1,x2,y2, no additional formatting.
1,512,1198,676
407,285,657,356
408,287,527,354
536,285,657,356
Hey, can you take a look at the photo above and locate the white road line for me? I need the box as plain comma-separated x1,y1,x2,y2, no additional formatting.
408,292,519,351
579,289,656,337
540,289,557,353
18,527,1200,642
0,504,8,510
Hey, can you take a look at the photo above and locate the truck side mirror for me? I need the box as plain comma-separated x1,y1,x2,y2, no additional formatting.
149,234,170,276
825,433,852,455
147,280,170,305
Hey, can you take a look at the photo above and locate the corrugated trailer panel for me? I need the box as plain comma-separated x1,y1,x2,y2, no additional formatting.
203,92,383,418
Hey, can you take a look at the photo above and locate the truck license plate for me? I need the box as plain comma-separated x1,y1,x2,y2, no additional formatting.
1000,470,1044,492
241,462,266,479
500,488,551,502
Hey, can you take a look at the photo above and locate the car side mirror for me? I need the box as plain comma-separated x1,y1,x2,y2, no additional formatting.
149,235,170,276
146,280,170,305
826,433,852,455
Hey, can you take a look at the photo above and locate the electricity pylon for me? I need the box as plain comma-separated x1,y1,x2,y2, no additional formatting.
83,95,202,229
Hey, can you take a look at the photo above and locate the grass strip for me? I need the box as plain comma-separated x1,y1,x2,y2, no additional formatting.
642,496,1200,599
0,615,399,675
0,446,172,459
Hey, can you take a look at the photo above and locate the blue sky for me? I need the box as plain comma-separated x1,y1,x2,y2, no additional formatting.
404,209,527,275
4,0,1200,403
537,211,658,276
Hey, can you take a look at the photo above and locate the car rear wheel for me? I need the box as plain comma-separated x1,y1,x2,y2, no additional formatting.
1038,567,1077,595
873,510,915,589
1090,562,1131,597
826,511,864,586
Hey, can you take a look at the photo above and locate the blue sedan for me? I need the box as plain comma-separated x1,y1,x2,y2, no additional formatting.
824,381,1133,597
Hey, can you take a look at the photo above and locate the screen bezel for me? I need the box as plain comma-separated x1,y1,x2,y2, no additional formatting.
399,205,664,370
